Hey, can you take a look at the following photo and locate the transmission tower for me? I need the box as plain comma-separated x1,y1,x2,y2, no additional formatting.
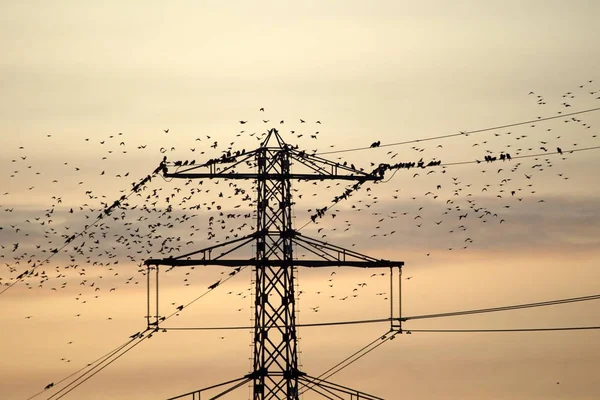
145,128,403,399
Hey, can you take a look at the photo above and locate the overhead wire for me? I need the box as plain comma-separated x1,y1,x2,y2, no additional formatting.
297,141,600,231
300,330,400,394
299,299,600,395
299,330,395,396
33,264,250,399
152,292,600,331
161,317,393,331
0,170,161,298
316,106,600,156
403,293,600,321
31,290,600,398
48,333,152,400
25,338,138,400
441,145,600,167
318,331,399,382
407,326,600,333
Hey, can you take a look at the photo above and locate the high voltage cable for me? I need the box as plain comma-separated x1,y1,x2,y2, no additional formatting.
0,171,160,298
407,326,600,333
319,331,398,382
44,334,148,400
30,265,249,400
300,322,600,395
37,330,152,400
403,293,600,321
441,145,600,167
32,288,600,397
162,317,393,331
296,143,600,232
299,330,396,396
25,338,137,400
316,106,600,156
48,334,151,400
159,293,600,331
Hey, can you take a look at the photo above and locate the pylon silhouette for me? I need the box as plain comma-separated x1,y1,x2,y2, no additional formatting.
145,128,403,399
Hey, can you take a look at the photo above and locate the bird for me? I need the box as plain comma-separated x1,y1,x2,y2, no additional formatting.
208,280,222,290
163,129,169,133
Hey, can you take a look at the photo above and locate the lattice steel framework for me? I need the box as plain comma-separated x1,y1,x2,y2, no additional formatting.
252,138,299,398
145,128,404,400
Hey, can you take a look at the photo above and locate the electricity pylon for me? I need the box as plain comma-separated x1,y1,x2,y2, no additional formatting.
145,128,403,399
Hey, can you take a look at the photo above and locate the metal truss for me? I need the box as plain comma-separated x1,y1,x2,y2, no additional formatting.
163,373,385,400
145,128,403,399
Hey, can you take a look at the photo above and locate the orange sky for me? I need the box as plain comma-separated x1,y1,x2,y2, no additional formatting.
1,1,600,399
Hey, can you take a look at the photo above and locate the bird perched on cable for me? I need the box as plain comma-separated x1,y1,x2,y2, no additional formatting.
208,280,222,290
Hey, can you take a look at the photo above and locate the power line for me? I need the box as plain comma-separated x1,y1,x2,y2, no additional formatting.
42,292,599,397
32,332,150,400
408,326,600,333
161,265,250,321
300,323,600,395
316,106,600,156
26,338,136,400
0,170,160,298
319,331,398,382
299,330,397,396
153,293,600,332
32,266,249,399
162,317,394,331
442,145,600,167
404,293,600,321
48,333,151,400
298,141,600,232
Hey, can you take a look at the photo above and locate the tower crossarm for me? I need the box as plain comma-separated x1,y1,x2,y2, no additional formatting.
299,374,385,400
292,232,404,268
143,232,259,266
288,147,377,180
168,148,258,176
158,128,382,182
144,229,402,269
143,258,400,268
164,171,380,181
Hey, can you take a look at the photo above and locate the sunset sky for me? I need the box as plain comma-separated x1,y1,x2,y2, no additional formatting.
1,1,600,399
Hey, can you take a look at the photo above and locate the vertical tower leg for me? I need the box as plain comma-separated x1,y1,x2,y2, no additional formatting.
252,146,299,399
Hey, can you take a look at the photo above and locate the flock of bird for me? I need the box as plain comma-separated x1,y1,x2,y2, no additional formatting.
1,81,599,383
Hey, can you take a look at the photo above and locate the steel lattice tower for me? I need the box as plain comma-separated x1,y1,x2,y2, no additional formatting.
252,137,300,397
145,128,403,400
